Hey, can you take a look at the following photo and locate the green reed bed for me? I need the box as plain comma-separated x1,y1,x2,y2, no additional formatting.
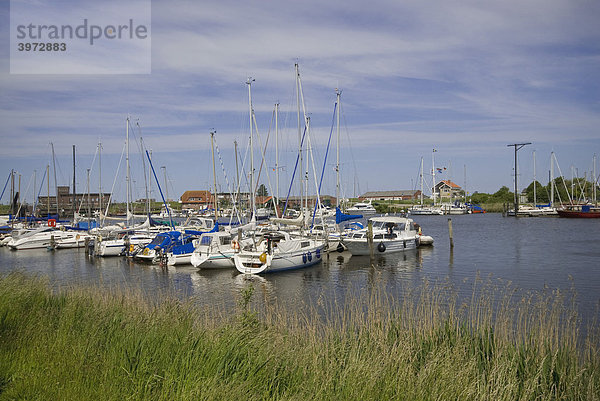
0,272,598,400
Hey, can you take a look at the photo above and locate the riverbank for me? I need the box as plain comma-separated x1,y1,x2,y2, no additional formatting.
0,272,598,400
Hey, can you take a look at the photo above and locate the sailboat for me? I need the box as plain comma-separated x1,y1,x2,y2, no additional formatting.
234,65,326,274
557,153,599,218
410,154,443,215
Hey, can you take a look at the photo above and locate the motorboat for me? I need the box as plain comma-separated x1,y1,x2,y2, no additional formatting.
7,227,75,250
346,201,376,215
186,231,240,268
342,215,425,256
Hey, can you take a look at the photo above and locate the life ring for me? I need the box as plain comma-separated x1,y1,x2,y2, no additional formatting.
76,234,81,241
377,242,386,253
48,219,56,227
259,252,267,264
232,240,240,251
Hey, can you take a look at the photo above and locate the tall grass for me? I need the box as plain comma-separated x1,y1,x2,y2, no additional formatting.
0,272,598,400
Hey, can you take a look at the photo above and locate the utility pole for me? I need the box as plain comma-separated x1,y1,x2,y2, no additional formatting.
507,142,531,216
72,145,76,217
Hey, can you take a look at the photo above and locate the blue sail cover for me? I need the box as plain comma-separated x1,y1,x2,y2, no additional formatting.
335,207,362,224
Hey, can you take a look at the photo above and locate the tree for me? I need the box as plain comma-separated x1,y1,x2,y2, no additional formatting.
256,184,268,197
490,186,513,203
525,180,549,203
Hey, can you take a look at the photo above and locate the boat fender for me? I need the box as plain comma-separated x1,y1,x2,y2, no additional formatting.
129,244,135,253
259,252,267,264
336,243,344,253
316,248,321,258
302,253,307,264
377,242,386,252
307,251,312,262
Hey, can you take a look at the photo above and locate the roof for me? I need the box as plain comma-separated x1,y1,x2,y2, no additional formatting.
256,196,273,205
180,190,212,202
435,180,461,189
360,190,419,197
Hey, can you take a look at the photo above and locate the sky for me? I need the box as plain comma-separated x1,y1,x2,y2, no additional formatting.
1,0,599,205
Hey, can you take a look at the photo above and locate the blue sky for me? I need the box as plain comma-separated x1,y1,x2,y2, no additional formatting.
1,0,599,204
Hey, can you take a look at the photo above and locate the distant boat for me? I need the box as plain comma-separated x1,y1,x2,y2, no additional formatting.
557,204,600,218
346,201,376,215
409,204,443,215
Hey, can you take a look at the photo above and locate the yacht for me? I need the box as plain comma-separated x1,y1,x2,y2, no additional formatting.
342,215,426,256
234,231,325,274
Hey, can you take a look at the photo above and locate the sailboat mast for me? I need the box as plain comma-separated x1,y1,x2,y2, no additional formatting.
87,168,91,230
98,143,102,215
432,149,436,205
126,116,131,227
234,140,240,214
46,164,50,217
593,153,597,206
32,170,36,216
210,131,219,218
336,89,341,208
420,157,424,206
551,152,555,206
51,143,58,217
246,77,256,218
533,150,537,207
295,64,303,215
275,102,279,210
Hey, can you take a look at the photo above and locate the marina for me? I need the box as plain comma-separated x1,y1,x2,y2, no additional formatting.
1,213,598,327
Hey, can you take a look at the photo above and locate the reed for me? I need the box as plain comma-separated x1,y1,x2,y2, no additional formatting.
0,272,598,400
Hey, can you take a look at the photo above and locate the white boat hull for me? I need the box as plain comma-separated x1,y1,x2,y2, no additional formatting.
167,253,193,266
344,237,419,256
190,251,235,269
8,231,74,250
234,243,324,274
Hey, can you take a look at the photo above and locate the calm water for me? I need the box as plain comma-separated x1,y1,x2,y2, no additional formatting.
1,213,599,323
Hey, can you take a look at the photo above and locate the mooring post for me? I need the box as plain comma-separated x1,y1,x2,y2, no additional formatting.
448,218,454,249
84,236,90,256
367,221,374,263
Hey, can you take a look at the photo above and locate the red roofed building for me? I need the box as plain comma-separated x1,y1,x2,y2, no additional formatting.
180,190,212,210
433,180,462,202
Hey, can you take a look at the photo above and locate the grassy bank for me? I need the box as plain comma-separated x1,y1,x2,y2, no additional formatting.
0,273,598,400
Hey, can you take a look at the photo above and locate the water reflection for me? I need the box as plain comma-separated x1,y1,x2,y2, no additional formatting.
1,214,599,325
